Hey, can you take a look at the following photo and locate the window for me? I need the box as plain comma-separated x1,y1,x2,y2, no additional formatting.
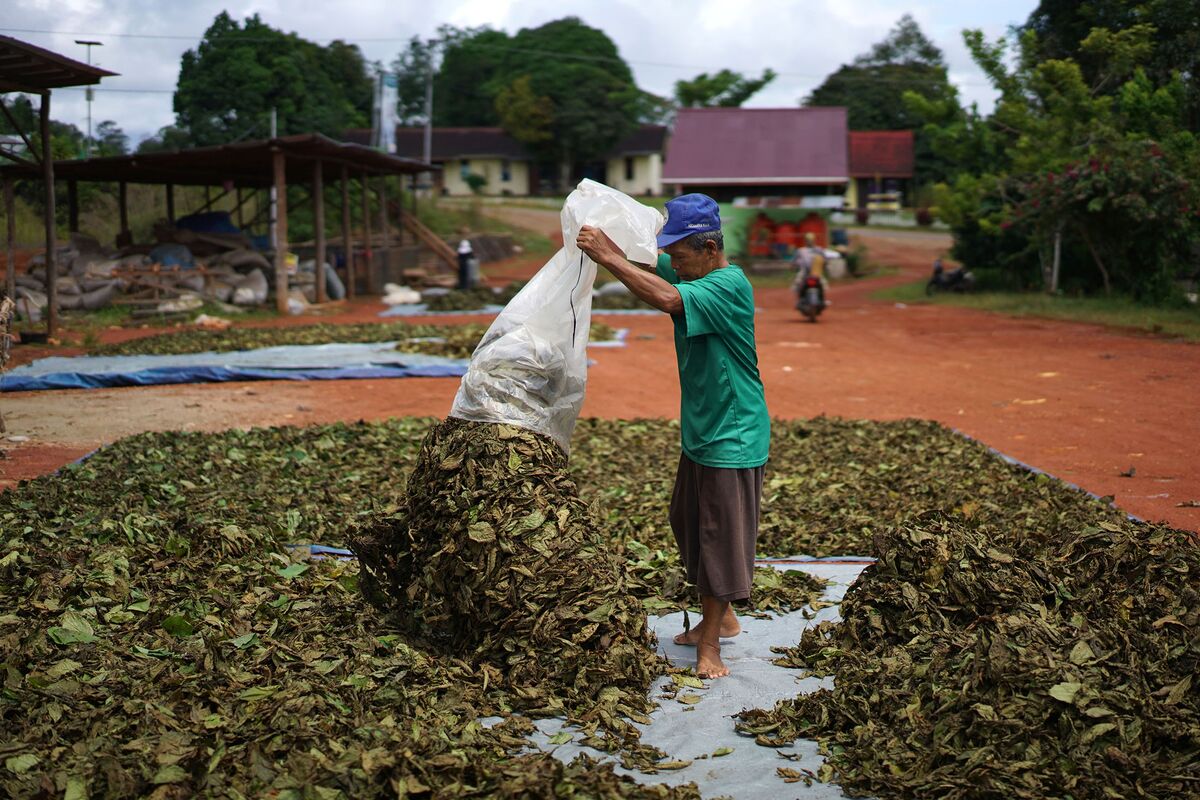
501,159,512,182
460,159,470,179
624,156,635,181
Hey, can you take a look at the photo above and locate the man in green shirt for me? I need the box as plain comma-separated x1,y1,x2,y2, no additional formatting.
577,193,770,679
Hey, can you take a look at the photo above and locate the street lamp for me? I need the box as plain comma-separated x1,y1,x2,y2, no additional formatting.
74,40,102,157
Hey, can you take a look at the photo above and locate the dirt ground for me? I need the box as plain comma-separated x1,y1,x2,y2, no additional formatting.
3,224,1197,533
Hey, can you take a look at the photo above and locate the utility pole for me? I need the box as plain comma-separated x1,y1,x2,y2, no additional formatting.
75,40,102,157
269,107,277,249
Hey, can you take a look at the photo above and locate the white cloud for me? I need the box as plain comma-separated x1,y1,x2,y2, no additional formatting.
5,0,1038,144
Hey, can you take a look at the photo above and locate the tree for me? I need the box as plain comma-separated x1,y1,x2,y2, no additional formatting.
913,23,1200,299
391,35,437,125
136,125,191,153
1025,0,1200,131
432,27,512,127
806,14,958,183
495,75,554,145
174,12,373,145
674,68,777,107
93,120,128,156
499,17,641,187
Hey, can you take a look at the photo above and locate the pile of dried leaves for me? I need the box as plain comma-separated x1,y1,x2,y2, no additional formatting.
737,515,1200,799
423,283,523,312
90,320,615,360
352,419,669,755
0,419,703,799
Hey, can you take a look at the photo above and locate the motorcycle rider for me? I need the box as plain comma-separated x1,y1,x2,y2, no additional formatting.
791,232,827,307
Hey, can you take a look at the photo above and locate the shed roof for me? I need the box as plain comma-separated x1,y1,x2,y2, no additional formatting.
0,133,435,187
609,125,668,156
0,34,117,92
662,107,849,185
849,130,914,178
344,127,531,160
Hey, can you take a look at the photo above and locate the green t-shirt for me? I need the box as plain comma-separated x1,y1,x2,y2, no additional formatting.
656,253,770,468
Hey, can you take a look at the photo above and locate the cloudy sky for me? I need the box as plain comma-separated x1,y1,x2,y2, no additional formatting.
7,0,1039,145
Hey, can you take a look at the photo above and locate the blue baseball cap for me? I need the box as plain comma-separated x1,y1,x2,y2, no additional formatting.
657,193,721,249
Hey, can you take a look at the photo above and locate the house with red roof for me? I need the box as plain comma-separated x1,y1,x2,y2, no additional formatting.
847,130,915,210
661,107,850,202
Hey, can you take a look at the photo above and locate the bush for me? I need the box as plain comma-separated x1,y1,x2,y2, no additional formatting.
854,208,869,225
915,208,934,226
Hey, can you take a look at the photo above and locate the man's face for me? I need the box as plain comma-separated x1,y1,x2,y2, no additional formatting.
664,239,718,280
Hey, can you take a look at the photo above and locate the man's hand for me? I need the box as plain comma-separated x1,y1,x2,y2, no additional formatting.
576,226,624,268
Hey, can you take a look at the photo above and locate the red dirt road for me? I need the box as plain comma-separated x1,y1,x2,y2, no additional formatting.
3,229,1197,531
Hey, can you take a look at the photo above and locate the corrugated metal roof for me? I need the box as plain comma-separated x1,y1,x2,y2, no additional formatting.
344,127,530,160
0,133,435,187
0,35,116,92
849,130,914,177
662,107,848,184
609,125,668,156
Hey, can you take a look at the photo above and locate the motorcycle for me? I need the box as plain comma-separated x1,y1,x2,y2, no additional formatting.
796,275,826,322
926,260,975,295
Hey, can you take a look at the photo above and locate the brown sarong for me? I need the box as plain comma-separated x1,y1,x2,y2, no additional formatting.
669,453,765,603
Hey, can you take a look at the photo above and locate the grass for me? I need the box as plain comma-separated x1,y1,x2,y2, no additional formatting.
873,279,1200,341
417,198,555,257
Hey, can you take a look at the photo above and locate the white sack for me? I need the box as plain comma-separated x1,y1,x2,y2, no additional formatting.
450,179,662,453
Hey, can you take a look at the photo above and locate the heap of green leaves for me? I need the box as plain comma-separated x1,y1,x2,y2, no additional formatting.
0,418,832,798
352,419,672,764
89,321,615,359
737,514,1199,799
7,416,1187,798
423,283,524,312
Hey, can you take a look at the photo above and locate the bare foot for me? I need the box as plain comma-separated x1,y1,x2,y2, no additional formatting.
696,641,730,679
673,607,740,646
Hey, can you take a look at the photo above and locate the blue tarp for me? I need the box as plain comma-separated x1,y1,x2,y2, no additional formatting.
379,304,661,318
1,332,628,393
2,342,470,392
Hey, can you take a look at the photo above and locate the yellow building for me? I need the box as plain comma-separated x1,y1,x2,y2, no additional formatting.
345,125,669,196
604,126,667,196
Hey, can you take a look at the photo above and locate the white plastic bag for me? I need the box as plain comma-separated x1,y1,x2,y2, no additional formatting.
450,179,662,453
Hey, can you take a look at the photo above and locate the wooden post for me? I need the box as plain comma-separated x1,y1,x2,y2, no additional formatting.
396,174,405,246
341,165,354,299
4,177,14,303
313,160,327,304
165,183,175,223
361,172,374,294
67,180,79,233
273,150,289,314
377,176,389,284
235,186,244,228
118,180,129,240
40,91,56,339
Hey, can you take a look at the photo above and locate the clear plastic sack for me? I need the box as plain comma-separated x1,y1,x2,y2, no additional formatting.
450,179,663,454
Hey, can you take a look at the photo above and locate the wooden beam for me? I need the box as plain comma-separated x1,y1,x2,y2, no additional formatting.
40,91,56,339
341,165,354,300
313,159,327,304
235,186,244,228
361,172,374,294
377,176,389,286
67,179,79,233
4,177,14,303
273,150,289,314
165,182,175,223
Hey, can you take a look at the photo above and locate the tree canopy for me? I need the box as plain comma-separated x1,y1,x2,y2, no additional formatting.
909,22,1200,299
174,12,373,145
674,69,777,108
392,18,641,185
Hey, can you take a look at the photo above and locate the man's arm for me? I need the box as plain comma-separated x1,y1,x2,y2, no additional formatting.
576,226,682,315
